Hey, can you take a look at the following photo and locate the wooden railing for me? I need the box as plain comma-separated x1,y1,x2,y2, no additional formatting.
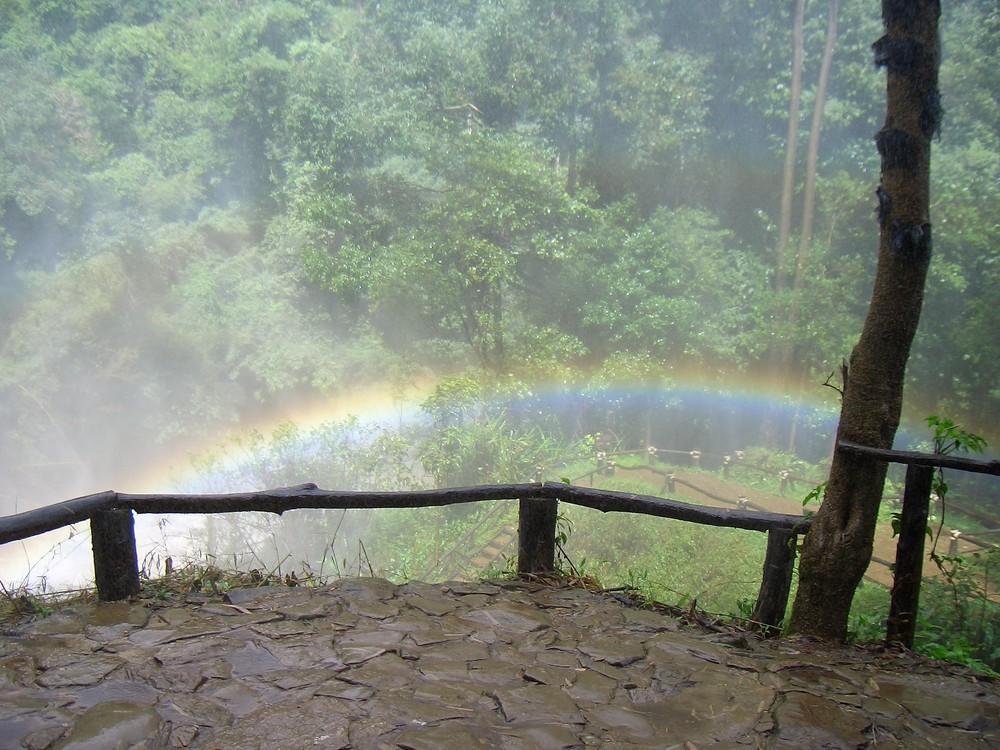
0,481,809,635
3,441,996,644
837,440,1000,648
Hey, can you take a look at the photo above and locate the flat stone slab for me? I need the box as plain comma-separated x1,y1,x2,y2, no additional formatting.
1,577,999,749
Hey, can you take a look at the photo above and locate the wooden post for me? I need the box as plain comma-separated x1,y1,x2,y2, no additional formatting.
517,497,557,575
91,509,141,601
886,463,934,648
948,530,961,557
752,528,797,636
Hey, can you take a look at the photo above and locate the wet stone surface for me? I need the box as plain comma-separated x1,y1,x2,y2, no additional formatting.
0,577,998,749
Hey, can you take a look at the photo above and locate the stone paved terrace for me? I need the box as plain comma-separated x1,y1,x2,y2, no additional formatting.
1,577,999,749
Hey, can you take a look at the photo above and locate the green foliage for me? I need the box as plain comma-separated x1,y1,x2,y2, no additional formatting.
576,205,766,367
877,417,998,673
361,129,594,372
0,587,55,624
926,415,988,459
414,378,571,487
555,510,573,549
2,0,997,425
916,549,1000,675
846,582,890,644
925,416,987,555
734,595,756,624
802,481,827,508
0,53,101,226
557,477,769,615
1,0,999,639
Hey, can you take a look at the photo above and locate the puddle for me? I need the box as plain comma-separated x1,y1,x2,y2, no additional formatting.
51,701,160,750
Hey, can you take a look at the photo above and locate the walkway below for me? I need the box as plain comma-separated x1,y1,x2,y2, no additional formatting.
1,577,998,749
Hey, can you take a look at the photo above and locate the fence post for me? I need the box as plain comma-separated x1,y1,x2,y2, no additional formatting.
886,463,935,648
91,509,141,601
517,496,558,575
751,527,797,637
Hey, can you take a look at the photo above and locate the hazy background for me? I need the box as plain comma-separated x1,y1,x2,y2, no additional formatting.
1,0,997,591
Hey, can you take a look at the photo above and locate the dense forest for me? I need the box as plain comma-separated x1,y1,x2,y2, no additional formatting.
1,0,998,510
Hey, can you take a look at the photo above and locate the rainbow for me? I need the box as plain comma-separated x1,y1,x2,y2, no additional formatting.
3,372,986,592
125,373,847,494
95,367,979,495
127,379,436,493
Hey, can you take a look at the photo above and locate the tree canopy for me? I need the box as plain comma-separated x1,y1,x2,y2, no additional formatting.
0,0,997,512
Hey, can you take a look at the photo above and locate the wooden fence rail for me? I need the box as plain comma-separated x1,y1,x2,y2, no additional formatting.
3,441,996,643
837,440,1000,648
0,481,809,635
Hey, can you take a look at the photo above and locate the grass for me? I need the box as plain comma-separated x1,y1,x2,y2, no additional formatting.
0,582,65,625
0,552,328,629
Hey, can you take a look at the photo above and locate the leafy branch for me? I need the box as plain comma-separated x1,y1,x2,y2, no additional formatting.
925,416,988,567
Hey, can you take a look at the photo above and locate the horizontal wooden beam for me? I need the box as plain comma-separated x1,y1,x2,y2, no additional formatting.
0,491,118,545
0,484,546,544
118,483,545,515
838,440,1000,476
0,480,809,548
542,482,808,533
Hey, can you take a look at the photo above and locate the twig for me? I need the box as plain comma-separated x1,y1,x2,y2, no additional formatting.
359,539,376,578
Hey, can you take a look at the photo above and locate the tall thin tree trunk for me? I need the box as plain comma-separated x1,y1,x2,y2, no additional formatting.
785,0,840,447
790,0,839,323
790,0,941,640
763,0,807,447
566,140,578,195
775,0,806,294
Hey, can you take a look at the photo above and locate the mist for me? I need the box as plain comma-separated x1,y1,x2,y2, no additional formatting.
1,0,998,597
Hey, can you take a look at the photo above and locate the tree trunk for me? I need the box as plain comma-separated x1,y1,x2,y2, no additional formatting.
785,0,840,454
789,0,941,641
762,0,806,445
789,0,839,322
775,0,805,294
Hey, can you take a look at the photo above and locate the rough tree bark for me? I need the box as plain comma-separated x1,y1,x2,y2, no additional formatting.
789,0,941,640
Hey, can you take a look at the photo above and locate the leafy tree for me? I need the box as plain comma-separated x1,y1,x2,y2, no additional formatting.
0,0,997,527
416,377,562,486
574,204,766,369
306,128,592,373
0,52,100,263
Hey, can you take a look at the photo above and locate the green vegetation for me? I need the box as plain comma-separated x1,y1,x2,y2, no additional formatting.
7,388,998,675
0,0,998,669
180,394,998,675
2,0,998,510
